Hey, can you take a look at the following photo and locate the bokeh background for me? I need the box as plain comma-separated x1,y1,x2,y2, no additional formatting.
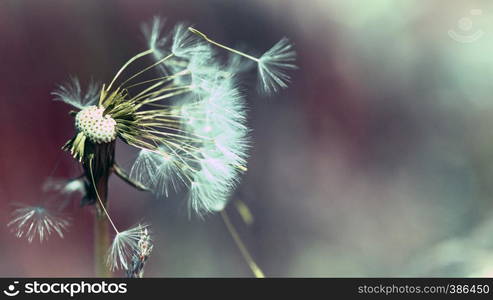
1,0,493,277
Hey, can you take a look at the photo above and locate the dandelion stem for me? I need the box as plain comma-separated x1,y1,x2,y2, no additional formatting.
220,210,265,278
188,27,260,63
94,214,110,277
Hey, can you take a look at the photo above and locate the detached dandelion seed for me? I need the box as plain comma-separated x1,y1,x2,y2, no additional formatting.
257,37,297,94
188,27,297,94
107,224,150,271
126,226,153,278
52,77,100,110
8,204,70,243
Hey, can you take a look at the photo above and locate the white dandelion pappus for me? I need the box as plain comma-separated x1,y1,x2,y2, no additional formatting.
257,37,297,94
184,78,250,214
141,17,168,75
129,149,165,190
189,155,238,213
7,204,70,243
107,224,151,271
130,147,185,197
153,149,190,198
141,16,167,53
171,23,211,59
52,77,100,110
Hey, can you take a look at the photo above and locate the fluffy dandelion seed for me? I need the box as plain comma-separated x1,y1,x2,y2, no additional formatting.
257,37,297,94
52,77,100,110
129,149,166,189
141,17,168,75
107,224,150,271
142,16,167,53
188,27,297,94
171,23,211,59
126,227,153,278
8,204,70,243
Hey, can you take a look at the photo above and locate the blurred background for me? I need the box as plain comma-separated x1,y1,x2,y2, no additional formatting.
1,0,493,277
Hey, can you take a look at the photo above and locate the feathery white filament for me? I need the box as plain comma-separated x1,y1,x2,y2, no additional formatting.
171,23,211,59
130,149,164,189
141,17,168,75
52,77,100,110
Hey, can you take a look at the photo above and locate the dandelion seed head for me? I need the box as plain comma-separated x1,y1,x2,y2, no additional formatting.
75,106,117,144
107,224,150,271
258,37,297,94
7,204,70,243
52,77,100,110
59,19,280,216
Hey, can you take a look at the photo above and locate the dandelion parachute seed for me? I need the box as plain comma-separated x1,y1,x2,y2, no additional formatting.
126,227,153,278
141,17,168,75
257,37,297,94
107,224,150,271
142,17,167,54
188,27,297,94
52,77,100,110
7,205,70,243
